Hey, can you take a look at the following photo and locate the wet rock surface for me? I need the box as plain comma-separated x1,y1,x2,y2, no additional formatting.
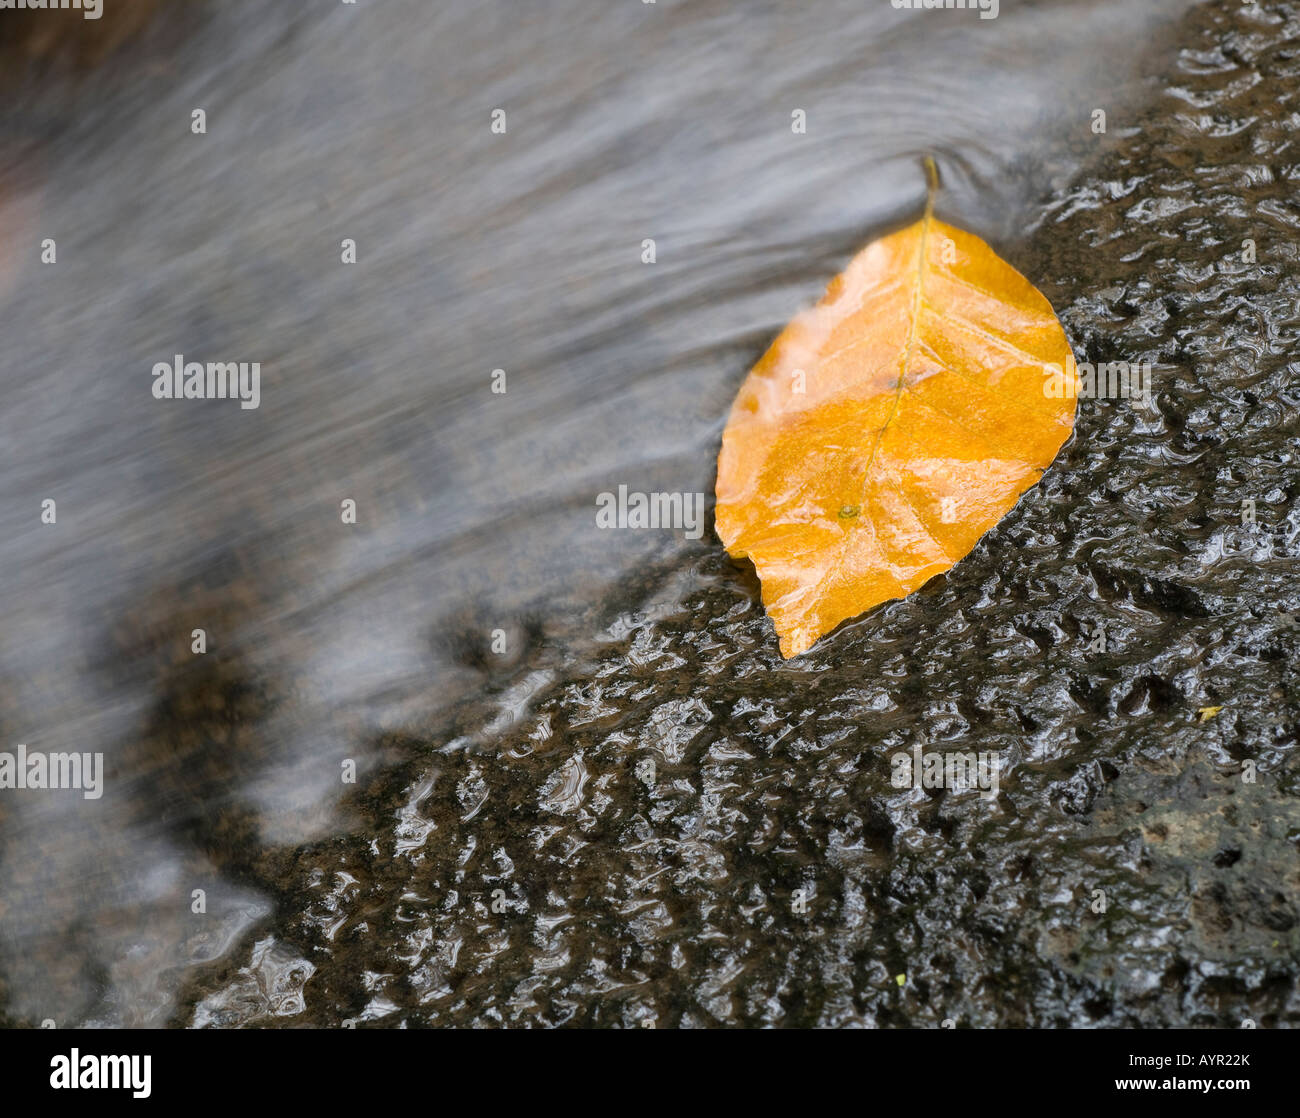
0,0,1295,1028
179,1,1300,1027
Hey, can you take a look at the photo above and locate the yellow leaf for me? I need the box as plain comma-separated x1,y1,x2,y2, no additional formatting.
716,160,1076,657
1196,706,1223,722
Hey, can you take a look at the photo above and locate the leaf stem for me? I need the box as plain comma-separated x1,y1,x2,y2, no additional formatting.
923,156,939,220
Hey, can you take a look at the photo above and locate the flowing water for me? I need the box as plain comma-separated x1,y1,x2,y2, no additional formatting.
1,0,1297,1027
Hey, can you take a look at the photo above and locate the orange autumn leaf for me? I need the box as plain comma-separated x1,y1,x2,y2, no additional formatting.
715,161,1076,658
